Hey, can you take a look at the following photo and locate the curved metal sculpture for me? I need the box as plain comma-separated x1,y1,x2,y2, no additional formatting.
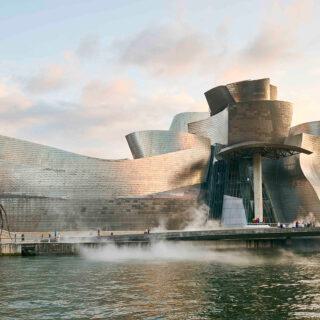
126,130,210,159
0,134,210,199
204,78,278,116
263,133,320,222
204,86,235,116
188,108,228,145
226,78,273,102
169,112,209,132
289,121,320,137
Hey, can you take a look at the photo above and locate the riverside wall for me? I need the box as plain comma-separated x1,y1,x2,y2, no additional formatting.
2,227,320,256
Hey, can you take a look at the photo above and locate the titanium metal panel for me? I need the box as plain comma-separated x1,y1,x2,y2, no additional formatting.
0,141,210,199
263,133,320,222
126,130,210,159
289,121,320,137
299,134,320,199
187,108,228,145
3,196,201,232
226,78,271,102
204,79,278,116
204,86,235,116
169,112,209,132
270,85,278,100
228,100,293,145
0,134,210,231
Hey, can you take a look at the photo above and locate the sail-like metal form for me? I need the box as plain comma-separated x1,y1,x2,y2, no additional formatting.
169,112,209,132
126,130,209,159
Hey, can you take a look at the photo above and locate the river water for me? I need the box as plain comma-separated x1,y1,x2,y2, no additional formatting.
1,241,320,320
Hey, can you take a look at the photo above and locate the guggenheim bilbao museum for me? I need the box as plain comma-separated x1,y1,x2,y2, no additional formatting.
1,78,320,232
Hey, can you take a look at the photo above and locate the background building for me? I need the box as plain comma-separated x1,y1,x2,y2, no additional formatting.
0,78,319,231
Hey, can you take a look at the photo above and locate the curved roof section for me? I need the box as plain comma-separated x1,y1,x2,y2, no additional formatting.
204,86,235,116
169,112,209,132
263,133,320,222
289,121,320,137
226,78,272,102
228,100,293,145
188,108,228,145
0,134,211,198
217,141,312,160
298,134,320,199
204,78,278,116
126,130,210,159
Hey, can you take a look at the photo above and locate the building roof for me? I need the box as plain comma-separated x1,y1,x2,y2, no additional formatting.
216,141,312,160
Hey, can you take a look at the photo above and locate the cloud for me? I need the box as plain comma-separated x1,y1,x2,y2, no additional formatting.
25,64,67,94
113,0,314,83
2,0,318,159
81,78,135,112
77,78,207,158
0,75,206,159
116,24,211,77
76,35,100,59
218,0,315,82
0,80,32,111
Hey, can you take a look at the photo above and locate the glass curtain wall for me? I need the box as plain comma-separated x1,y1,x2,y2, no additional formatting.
204,145,275,223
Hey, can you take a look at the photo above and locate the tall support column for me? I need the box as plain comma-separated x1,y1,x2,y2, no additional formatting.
253,153,263,221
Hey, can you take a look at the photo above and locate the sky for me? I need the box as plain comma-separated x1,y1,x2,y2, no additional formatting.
0,0,320,159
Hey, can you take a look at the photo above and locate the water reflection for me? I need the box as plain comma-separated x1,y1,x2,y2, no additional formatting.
1,244,320,319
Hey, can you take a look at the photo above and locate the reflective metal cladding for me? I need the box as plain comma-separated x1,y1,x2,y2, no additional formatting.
1,77,320,232
126,130,210,159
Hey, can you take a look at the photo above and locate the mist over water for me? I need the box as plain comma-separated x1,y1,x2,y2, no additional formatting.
2,247,320,320
80,241,301,266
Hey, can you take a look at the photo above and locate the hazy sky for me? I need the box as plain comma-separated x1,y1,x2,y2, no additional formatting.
0,0,319,158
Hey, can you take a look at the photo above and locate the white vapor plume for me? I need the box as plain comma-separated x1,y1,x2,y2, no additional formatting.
183,204,220,231
151,204,220,232
81,241,265,265
150,217,168,232
80,242,305,266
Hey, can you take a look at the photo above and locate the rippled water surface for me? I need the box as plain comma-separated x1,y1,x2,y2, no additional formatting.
1,242,320,319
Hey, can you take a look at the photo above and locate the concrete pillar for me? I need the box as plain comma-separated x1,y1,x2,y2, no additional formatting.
253,153,263,221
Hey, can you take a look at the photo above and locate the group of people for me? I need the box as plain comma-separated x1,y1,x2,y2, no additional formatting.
40,231,61,242
97,229,114,237
277,220,316,228
251,217,267,224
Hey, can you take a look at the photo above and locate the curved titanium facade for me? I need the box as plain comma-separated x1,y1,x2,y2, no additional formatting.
299,134,320,200
0,134,210,231
126,130,210,159
289,121,320,137
228,100,293,145
169,112,209,132
263,133,320,222
0,135,210,199
226,78,272,102
204,86,235,116
187,108,228,145
204,78,278,116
